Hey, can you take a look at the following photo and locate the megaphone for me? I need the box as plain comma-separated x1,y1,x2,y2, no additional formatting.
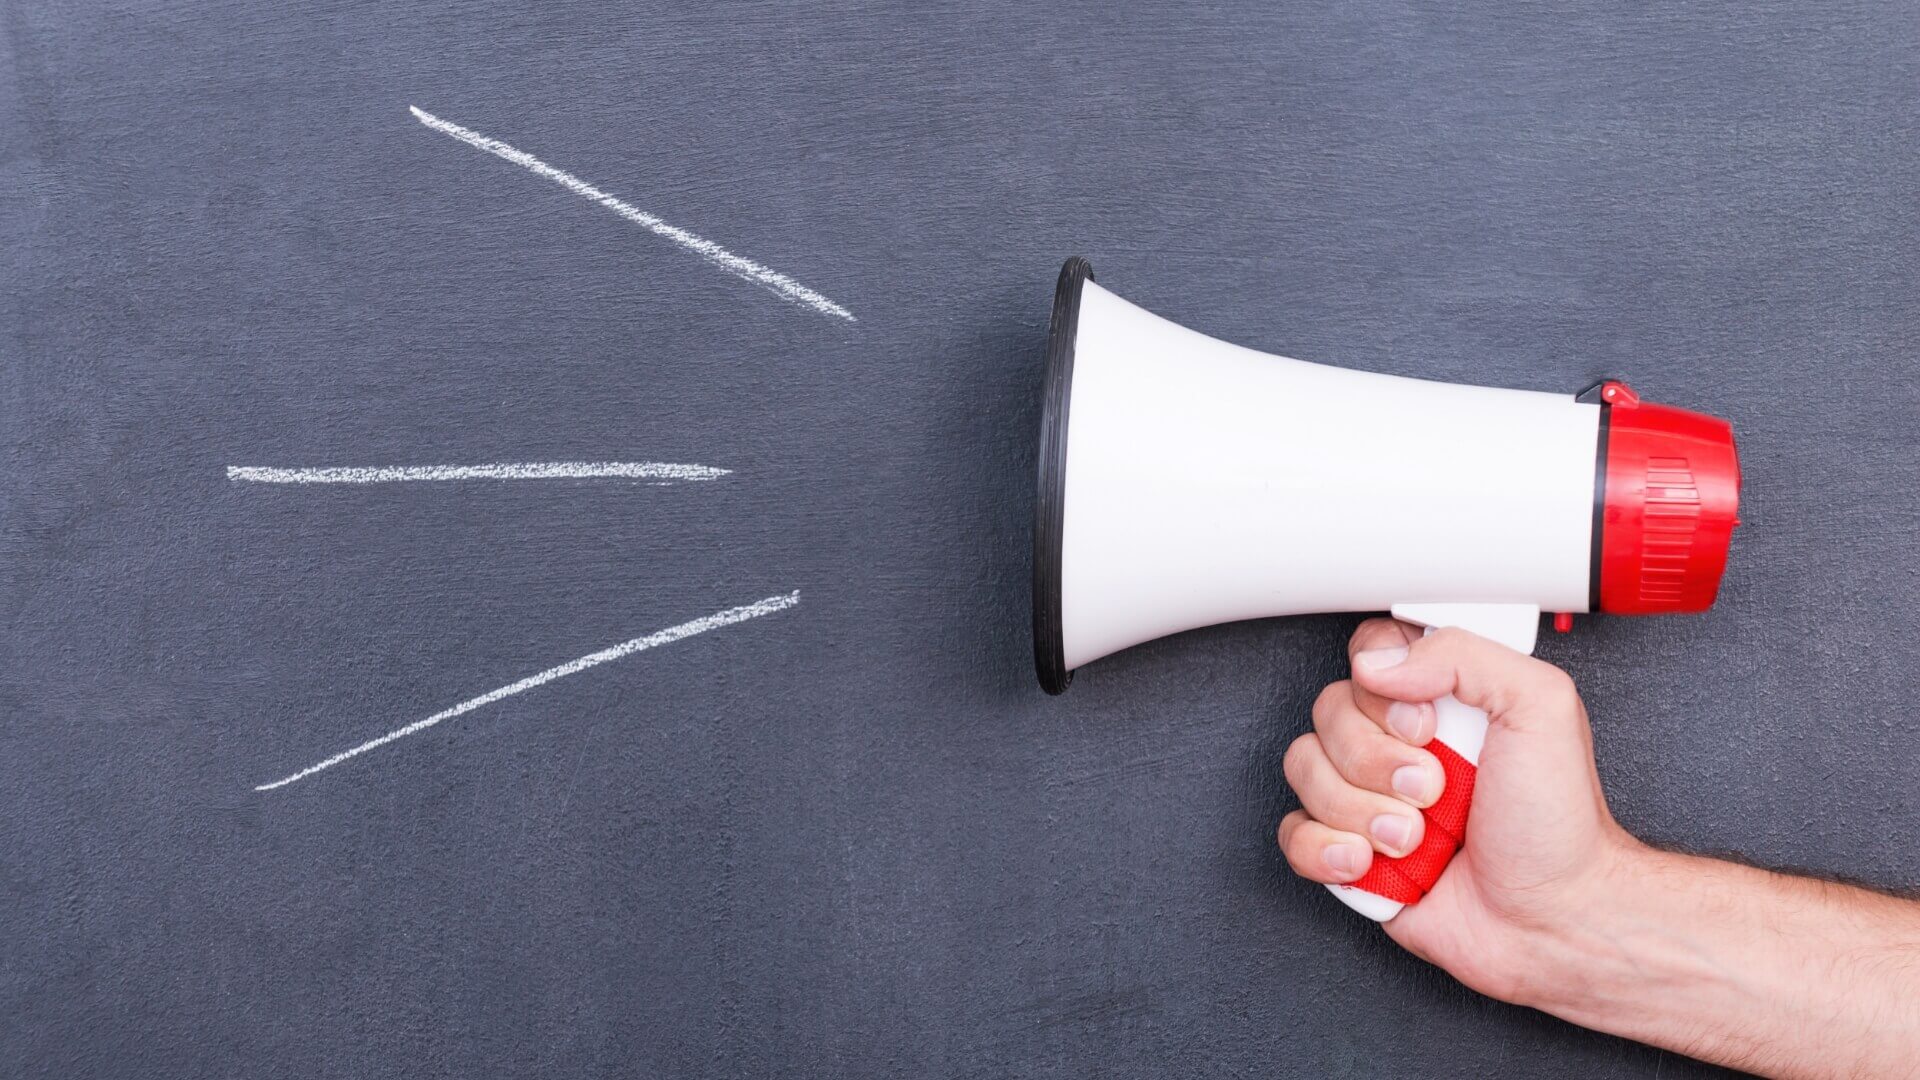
1031,257,1740,921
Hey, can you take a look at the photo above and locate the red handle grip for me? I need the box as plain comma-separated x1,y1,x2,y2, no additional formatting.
1348,739,1477,905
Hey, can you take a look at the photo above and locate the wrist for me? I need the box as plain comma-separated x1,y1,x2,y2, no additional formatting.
1503,829,1667,1016
1508,839,1773,1052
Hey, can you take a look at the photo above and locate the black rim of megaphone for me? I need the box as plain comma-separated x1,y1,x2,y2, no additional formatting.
1034,256,1093,695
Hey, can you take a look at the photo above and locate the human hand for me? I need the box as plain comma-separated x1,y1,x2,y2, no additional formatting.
1280,619,1920,1077
1277,618,1640,1002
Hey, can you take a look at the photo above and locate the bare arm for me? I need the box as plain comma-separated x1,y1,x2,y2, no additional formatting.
1520,847,1920,1077
1277,620,1920,1079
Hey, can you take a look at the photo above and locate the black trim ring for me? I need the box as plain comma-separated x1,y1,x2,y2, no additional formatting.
1577,380,1615,613
1033,257,1093,694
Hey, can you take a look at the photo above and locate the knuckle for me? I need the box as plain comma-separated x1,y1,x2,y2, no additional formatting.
1315,706,1404,785
1350,617,1403,648
1310,682,1348,725
1516,662,1577,709
1276,811,1302,847
1318,719,1372,778
1281,841,1315,877
1340,736,1396,787
1280,827,1323,875
1281,734,1320,785
1538,663,1578,699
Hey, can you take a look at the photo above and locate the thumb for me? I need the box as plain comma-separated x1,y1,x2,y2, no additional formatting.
1350,626,1581,733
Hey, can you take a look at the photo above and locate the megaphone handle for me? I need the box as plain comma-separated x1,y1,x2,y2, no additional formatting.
1325,603,1539,922
1326,694,1485,921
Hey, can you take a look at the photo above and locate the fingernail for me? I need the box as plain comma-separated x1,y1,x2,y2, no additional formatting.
1324,843,1366,878
1392,764,1437,804
1370,814,1415,854
1355,646,1409,671
1385,701,1426,742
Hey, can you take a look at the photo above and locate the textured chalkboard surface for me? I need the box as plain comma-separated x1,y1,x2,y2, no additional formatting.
4,2,1916,1076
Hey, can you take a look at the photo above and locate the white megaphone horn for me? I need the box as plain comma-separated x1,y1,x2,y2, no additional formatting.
1031,257,1740,921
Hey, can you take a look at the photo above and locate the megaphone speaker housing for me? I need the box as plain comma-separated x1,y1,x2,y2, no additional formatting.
1032,257,1738,695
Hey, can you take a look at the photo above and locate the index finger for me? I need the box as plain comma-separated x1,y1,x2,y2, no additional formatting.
1345,617,1436,746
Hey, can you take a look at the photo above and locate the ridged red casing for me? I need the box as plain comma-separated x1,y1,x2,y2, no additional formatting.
1596,382,1741,614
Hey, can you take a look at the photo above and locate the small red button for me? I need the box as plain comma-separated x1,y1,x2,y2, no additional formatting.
1553,612,1574,633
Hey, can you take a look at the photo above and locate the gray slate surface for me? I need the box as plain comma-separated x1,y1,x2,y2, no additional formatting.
4,2,1916,1076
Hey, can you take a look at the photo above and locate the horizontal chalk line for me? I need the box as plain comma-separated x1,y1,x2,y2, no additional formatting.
227,462,729,484
253,590,801,791
409,105,856,322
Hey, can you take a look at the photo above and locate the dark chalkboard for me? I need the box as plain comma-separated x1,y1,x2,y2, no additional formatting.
4,2,1916,1076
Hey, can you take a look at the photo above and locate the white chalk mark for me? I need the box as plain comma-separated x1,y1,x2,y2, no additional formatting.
253,590,801,792
408,105,857,322
227,462,729,484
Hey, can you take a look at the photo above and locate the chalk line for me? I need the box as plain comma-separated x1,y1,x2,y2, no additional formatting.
253,590,801,791
227,462,729,484
408,105,857,322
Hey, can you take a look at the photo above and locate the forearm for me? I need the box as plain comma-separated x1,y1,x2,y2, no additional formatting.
1517,843,1920,1078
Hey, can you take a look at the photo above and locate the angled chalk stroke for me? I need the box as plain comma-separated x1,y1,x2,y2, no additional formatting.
228,462,729,485
409,105,857,322
253,590,801,791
